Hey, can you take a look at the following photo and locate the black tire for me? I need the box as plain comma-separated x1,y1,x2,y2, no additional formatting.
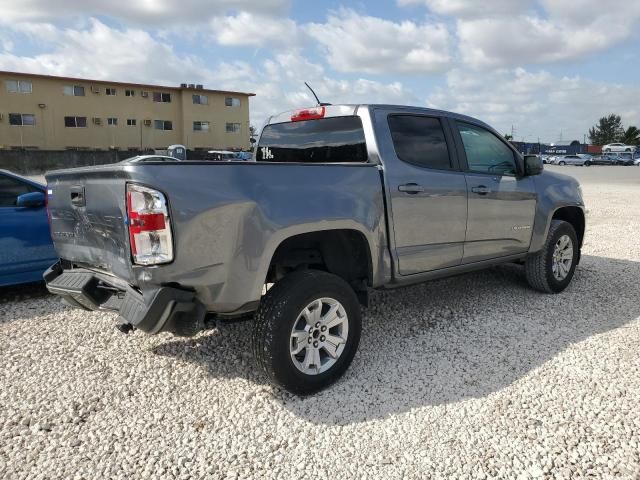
584,161,591,166
525,220,579,293
558,161,566,165
625,148,631,152
252,270,362,395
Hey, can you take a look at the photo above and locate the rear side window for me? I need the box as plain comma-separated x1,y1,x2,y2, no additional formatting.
388,115,452,170
256,116,367,163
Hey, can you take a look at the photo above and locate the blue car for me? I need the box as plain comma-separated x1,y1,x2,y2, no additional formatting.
0,170,58,286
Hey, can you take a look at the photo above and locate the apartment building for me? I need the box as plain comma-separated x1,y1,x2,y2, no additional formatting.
0,71,254,151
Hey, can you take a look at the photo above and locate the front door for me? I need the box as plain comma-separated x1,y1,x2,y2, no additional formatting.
452,121,537,263
0,174,56,285
378,111,468,275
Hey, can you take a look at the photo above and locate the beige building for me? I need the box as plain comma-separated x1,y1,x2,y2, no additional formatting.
0,71,254,151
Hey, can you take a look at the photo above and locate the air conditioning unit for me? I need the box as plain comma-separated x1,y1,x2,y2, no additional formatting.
196,84,203,89
93,117,102,125
141,91,149,98
91,86,100,94
180,83,188,88
188,83,195,89
143,119,152,126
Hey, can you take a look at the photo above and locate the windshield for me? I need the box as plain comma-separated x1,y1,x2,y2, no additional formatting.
256,116,367,163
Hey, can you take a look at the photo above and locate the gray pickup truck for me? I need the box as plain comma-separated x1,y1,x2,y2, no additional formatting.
44,104,585,394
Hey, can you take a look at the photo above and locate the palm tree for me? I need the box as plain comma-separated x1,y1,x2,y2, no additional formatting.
619,126,640,146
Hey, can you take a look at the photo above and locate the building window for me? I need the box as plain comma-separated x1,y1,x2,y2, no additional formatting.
154,120,173,130
64,85,85,96
6,80,32,93
192,94,208,105
9,113,35,126
106,88,116,96
107,117,118,126
152,92,171,103
127,119,137,126
226,123,241,133
125,89,135,97
64,116,87,128
193,121,210,132
225,97,240,107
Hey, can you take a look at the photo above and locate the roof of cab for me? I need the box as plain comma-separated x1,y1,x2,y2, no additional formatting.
265,104,492,130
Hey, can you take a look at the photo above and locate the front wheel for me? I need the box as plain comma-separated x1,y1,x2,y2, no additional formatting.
525,220,579,293
584,161,591,166
252,270,362,395
558,161,566,165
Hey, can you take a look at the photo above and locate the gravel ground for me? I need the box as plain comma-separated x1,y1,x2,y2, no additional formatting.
2,166,639,479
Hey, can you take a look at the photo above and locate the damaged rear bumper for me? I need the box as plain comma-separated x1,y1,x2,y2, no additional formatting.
44,261,206,336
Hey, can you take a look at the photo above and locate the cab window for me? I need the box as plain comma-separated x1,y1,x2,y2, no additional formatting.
0,174,38,207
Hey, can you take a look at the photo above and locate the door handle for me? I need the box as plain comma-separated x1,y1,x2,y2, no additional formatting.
398,183,425,194
471,186,491,195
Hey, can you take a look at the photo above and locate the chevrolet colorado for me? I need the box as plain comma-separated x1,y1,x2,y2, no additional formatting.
44,104,585,394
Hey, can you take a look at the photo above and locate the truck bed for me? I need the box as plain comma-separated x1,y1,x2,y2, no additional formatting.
45,161,387,312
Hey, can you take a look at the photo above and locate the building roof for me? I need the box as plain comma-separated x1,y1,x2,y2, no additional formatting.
0,70,255,97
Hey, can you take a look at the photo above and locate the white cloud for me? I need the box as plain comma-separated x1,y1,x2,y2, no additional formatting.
0,19,214,85
307,9,451,74
1,0,289,24
427,68,640,142
212,12,299,47
455,0,640,68
398,0,532,17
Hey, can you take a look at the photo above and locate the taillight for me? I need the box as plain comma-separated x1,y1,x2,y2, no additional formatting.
126,183,173,265
291,106,325,122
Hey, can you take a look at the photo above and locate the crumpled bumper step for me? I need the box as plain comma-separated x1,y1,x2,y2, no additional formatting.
43,261,206,336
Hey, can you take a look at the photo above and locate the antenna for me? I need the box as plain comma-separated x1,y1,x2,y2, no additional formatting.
304,82,331,106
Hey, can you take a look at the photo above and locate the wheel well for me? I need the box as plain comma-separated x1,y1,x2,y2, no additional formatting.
553,207,585,247
267,230,372,296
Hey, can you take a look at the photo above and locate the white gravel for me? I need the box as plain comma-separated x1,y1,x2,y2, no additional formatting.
1,166,639,479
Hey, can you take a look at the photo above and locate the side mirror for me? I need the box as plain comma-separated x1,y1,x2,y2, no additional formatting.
524,155,544,176
16,191,45,208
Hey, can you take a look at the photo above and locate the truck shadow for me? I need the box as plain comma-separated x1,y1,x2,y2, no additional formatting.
152,254,640,425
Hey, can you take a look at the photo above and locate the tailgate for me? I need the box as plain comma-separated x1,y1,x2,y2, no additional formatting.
46,168,133,282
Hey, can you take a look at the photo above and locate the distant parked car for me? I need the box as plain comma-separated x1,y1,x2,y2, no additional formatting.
602,143,637,153
206,150,252,162
0,170,57,287
634,157,640,166
556,155,592,166
590,155,617,165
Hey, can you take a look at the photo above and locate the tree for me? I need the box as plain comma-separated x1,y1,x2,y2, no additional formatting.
588,114,623,145
619,126,640,146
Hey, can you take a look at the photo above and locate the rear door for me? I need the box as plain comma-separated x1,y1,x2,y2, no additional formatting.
0,173,57,284
375,110,467,275
450,120,537,263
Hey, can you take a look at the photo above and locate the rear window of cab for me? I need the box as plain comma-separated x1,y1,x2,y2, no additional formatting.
256,116,368,163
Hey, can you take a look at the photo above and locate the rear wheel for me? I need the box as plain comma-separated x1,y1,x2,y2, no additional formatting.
252,270,362,395
584,161,591,166
558,161,566,165
525,220,579,293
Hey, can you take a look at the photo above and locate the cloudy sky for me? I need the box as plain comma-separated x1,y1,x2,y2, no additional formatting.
1,0,639,142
